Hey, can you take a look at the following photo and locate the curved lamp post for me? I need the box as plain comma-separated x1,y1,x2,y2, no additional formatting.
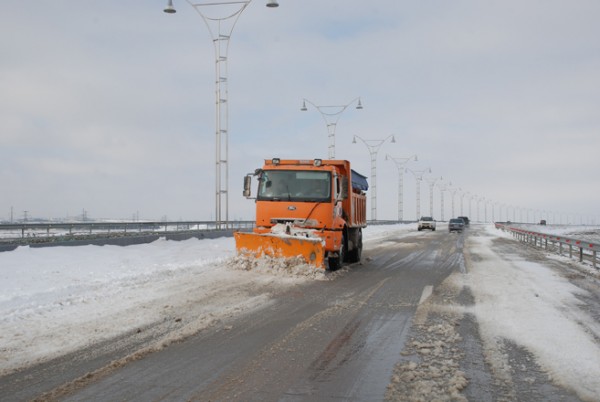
163,0,276,229
385,154,417,222
353,134,395,220
460,191,470,217
424,176,442,219
406,167,432,220
437,180,452,221
449,186,460,218
302,97,363,159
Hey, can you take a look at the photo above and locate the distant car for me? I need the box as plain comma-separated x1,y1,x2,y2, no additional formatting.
448,218,465,233
418,216,436,231
457,216,470,226
540,220,547,225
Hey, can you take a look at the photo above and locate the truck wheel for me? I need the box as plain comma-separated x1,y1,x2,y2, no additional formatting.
347,230,362,263
328,234,345,271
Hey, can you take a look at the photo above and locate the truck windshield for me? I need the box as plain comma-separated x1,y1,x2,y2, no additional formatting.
257,170,331,202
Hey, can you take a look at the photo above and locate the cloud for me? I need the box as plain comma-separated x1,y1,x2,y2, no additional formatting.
1,0,599,222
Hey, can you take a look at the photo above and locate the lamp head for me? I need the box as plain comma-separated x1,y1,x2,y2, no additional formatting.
391,135,396,143
414,155,418,161
352,136,357,144
356,98,363,110
163,0,176,13
266,0,279,7
300,100,307,111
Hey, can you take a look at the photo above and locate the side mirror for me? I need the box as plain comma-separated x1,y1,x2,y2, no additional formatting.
243,175,252,198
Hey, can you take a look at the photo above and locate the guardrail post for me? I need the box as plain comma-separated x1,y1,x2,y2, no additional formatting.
569,245,573,258
594,251,597,269
579,247,584,263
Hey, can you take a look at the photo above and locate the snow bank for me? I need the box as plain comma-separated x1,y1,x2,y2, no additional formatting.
467,225,600,400
0,224,414,375
503,224,600,243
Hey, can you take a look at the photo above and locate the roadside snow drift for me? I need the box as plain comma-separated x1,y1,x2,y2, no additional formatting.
466,226,600,400
0,224,414,375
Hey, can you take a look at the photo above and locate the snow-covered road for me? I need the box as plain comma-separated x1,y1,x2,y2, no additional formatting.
1,223,600,401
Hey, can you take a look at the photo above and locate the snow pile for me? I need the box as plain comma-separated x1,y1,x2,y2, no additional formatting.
0,236,305,375
229,254,333,281
0,224,412,375
387,319,467,401
269,222,323,241
387,275,468,402
467,226,600,400
363,223,417,246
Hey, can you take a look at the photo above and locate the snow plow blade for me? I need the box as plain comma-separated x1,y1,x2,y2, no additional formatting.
234,232,325,269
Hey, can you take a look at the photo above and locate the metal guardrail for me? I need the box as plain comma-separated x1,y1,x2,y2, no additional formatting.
495,223,599,269
0,219,407,245
0,220,255,244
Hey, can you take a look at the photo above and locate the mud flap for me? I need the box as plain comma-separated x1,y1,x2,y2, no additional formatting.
234,232,325,269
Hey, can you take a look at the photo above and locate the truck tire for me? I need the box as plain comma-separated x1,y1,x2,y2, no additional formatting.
328,234,345,271
347,229,362,263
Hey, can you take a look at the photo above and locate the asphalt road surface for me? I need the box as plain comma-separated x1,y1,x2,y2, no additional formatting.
2,226,595,401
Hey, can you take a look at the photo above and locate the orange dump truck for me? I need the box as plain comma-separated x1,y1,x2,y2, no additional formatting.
234,158,368,270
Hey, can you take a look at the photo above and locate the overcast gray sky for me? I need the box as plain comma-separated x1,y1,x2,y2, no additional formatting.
1,1,599,223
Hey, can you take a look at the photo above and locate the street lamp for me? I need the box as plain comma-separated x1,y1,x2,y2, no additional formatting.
479,197,488,223
424,176,442,219
437,180,452,221
302,97,363,159
406,167,431,220
385,154,417,222
164,0,277,12
449,186,460,218
468,194,477,220
460,191,470,217
353,134,395,220
163,0,276,229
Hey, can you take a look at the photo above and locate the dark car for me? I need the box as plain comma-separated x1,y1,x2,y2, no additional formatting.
457,216,470,226
448,218,465,233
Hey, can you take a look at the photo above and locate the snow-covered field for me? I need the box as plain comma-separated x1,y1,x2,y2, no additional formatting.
505,223,600,243
1,222,599,401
